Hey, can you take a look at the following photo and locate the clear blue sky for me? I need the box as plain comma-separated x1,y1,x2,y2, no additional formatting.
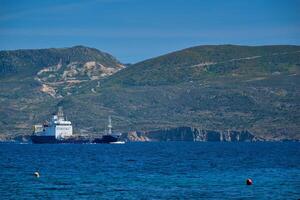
0,0,299,63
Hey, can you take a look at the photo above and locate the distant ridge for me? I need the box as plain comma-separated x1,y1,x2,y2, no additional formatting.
104,45,300,86
0,45,122,76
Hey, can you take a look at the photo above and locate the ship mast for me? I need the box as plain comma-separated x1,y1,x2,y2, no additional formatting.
57,106,64,121
108,116,112,135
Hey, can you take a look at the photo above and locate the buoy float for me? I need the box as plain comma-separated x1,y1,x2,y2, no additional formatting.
34,172,40,178
246,178,253,185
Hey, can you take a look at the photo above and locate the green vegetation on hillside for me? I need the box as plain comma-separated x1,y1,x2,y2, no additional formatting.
0,45,121,76
103,45,300,86
0,45,299,141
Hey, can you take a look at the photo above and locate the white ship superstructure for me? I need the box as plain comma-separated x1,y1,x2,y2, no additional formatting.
33,107,73,139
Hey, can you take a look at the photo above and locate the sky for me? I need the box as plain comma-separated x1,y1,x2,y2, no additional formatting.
0,0,300,63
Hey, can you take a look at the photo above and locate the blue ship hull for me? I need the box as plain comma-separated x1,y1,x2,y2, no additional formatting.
92,135,122,144
31,135,90,144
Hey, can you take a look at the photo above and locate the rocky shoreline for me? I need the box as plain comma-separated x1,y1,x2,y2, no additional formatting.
2,126,298,143
121,127,264,142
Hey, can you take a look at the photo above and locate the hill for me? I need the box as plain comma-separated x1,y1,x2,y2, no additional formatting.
95,45,300,140
103,45,300,86
0,45,299,141
0,46,124,139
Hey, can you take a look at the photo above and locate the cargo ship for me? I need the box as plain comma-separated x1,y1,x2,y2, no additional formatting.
31,107,124,144
31,107,89,144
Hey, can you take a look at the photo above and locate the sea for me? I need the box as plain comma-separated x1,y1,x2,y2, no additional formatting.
0,142,299,199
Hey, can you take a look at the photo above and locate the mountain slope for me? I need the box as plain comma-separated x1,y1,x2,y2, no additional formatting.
0,45,122,76
103,45,300,86
0,45,299,141
0,46,124,138
93,45,300,140
0,46,124,97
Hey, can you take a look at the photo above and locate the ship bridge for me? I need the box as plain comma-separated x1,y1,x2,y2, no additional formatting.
35,107,73,139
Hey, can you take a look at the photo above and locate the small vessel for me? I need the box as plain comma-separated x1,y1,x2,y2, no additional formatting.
31,107,89,144
93,116,125,144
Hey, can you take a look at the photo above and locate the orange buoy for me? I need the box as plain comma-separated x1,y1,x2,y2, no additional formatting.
246,178,253,185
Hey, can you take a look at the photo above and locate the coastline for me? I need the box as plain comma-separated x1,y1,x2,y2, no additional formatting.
1,127,299,143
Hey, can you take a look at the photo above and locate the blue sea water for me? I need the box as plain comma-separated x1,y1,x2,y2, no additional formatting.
0,142,299,199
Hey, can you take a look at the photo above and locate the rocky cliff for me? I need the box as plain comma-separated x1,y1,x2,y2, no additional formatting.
122,127,263,142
